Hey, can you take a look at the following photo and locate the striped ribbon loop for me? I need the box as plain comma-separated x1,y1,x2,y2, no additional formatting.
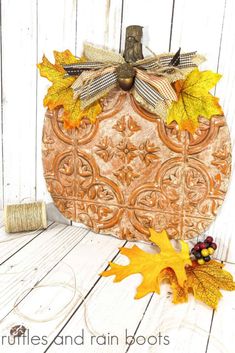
76,69,118,108
136,69,177,102
71,67,117,104
62,45,205,115
137,51,198,70
63,62,110,76
80,71,118,101
63,51,200,76
134,77,165,108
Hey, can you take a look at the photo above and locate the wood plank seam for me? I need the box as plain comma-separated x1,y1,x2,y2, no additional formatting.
0,226,85,311
44,239,128,352
0,226,90,324
0,0,4,208
0,222,55,266
215,0,227,79
205,310,215,353
75,0,78,56
168,0,176,52
119,0,125,53
125,293,155,353
35,0,39,201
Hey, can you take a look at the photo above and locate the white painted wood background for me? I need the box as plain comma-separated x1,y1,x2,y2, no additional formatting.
1,0,235,251
0,1,235,352
0,0,235,207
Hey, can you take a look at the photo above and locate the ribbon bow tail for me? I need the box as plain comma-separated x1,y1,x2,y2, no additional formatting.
70,67,118,109
133,70,178,119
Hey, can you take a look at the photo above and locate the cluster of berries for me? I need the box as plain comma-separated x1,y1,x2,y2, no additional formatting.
191,236,217,265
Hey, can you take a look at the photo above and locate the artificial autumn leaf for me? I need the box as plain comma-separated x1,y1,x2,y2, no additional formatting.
100,228,192,299
61,91,102,129
159,268,189,304
167,68,223,133
37,51,77,109
161,261,235,309
186,260,235,309
37,50,102,129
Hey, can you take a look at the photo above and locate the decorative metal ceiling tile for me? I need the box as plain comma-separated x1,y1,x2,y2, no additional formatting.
42,89,231,241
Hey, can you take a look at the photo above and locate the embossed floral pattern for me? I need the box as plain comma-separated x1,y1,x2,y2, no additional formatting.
95,136,113,162
139,139,160,166
113,166,139,186
42,131,55,157
112,116,126,134
116,140,138,163
127,116,141,136
112,115,141,136
95,114,160,185
42,91,231,241
212,142,231,175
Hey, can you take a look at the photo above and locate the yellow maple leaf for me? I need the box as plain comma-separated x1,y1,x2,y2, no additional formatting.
162,261,235,309
100,228,192,299
167,68,224,133
37,50,102,129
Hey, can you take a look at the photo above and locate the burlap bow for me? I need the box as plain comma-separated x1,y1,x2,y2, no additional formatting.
63,43,205,119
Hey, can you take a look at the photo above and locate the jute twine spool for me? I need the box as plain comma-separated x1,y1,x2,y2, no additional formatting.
3,202,47,233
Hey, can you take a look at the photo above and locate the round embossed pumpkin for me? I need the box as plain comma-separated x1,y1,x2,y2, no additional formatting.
42,88,231,241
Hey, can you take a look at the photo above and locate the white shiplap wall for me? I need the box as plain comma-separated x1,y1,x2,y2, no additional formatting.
0,0,235,256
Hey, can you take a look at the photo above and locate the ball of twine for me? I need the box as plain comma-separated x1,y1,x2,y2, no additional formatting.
3,202,47,233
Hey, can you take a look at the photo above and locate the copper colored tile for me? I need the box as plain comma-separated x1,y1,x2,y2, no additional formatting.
42,89,231,241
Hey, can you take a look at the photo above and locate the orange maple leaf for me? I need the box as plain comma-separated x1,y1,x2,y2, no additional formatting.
101,228,191,299
37,50,102,129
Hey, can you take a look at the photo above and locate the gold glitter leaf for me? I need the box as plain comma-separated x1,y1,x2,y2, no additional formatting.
161,261,235,309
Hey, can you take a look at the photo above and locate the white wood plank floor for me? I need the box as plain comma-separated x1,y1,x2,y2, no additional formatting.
0,213,234,353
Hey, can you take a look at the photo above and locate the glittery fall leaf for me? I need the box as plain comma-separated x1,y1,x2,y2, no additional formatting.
161,261,235,309
167,68,223,133
100,228,192,299
37,50,102,129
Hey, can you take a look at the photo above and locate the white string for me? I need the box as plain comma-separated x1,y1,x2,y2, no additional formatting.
0,211,231,348
13,283,77,323
0,262,99,337
0,262,231,352
77,288,229,353
144,46,157,57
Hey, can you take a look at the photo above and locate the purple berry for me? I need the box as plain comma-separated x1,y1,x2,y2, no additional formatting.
194,244,200,251
206,236,213,243
204,256,211,262
211,242,217,250
195,252,202,259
